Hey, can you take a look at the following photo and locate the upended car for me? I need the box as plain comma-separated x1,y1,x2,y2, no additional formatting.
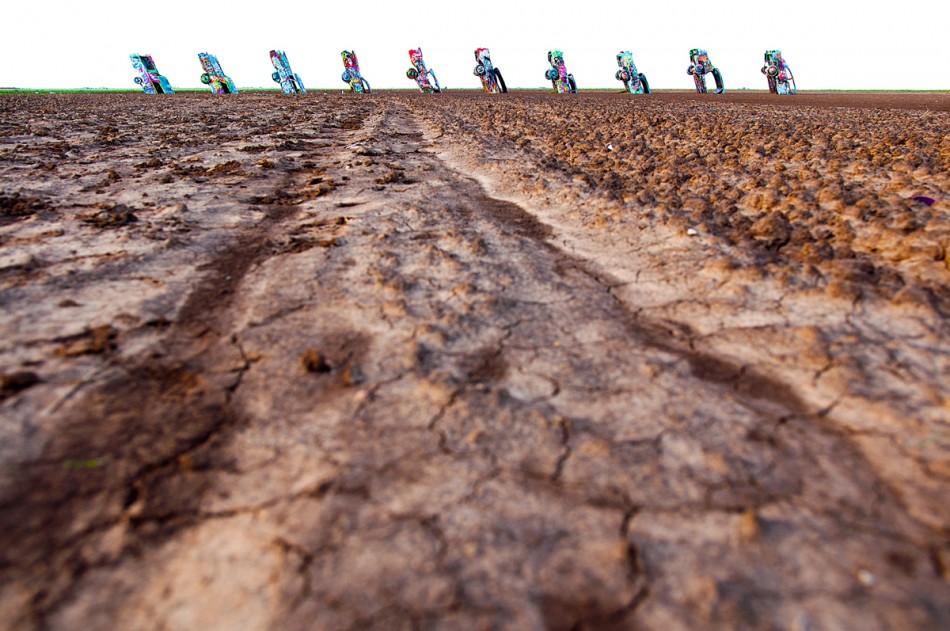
545,49,577,93
687,48,724,94
198,52,238,94
615,51,650,94
270,50,305,94
341,50,372,93
473,48,507,93
406,48,441,93
762,50,796,95
130,54,174,94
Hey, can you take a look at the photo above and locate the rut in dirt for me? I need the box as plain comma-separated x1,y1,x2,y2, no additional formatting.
0,180,315,622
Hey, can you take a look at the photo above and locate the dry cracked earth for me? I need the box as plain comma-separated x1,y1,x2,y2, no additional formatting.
0,90,948,630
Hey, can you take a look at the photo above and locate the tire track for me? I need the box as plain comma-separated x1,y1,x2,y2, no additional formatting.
0,98,375,627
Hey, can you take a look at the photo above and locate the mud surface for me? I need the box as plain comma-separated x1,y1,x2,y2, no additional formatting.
1,91,948,630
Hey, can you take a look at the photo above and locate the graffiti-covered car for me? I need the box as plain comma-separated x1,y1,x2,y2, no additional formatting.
341,50,372,93
615,51,650,94
130,54,174,94
762,50,796,95
473,48,507,93
687,48,724,94
270,50,305,94
406,48,442,93
545,49,577,93
198,52,238,94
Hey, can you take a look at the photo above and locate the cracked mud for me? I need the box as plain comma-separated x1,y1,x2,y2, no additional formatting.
1,91,948,630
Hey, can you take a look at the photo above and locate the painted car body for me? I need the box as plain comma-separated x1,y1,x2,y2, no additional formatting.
615,51,650,94
687,48,724,94
473,48,507,93
406,48,442,93
762,50,796,95
270,50,305,94
198,52,238,94
130,54,174,94
341,51,372,93
545,49,576,93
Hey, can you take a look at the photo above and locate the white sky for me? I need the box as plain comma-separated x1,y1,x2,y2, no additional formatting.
1,1,946,91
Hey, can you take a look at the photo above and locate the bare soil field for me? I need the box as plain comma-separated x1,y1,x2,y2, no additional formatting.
0,90,948,630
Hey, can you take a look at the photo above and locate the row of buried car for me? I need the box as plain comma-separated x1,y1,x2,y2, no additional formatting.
130,48,797,96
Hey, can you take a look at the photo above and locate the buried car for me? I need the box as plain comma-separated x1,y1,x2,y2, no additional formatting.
545,49,577,93
687,48,724,94
762,49,796,94
615,51,650,94
198,52,238,94
406,48,441,93
341,50,372,93
270,50,305,94
130,54,174,94
473,48,507,93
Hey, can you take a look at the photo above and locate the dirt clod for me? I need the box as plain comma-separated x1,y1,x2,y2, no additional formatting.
55,325,117,357
0,192,48,222
749,211,792,248
81,203,137,228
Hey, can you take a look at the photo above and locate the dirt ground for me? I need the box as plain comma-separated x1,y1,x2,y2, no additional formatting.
0,90,948,630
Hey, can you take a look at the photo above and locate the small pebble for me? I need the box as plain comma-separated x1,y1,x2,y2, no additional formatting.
856,569,876,586
687,228,699,236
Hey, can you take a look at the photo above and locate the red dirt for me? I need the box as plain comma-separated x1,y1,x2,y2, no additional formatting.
0,91,948,630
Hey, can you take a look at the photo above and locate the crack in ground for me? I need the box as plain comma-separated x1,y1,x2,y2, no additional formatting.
551,417,572,483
